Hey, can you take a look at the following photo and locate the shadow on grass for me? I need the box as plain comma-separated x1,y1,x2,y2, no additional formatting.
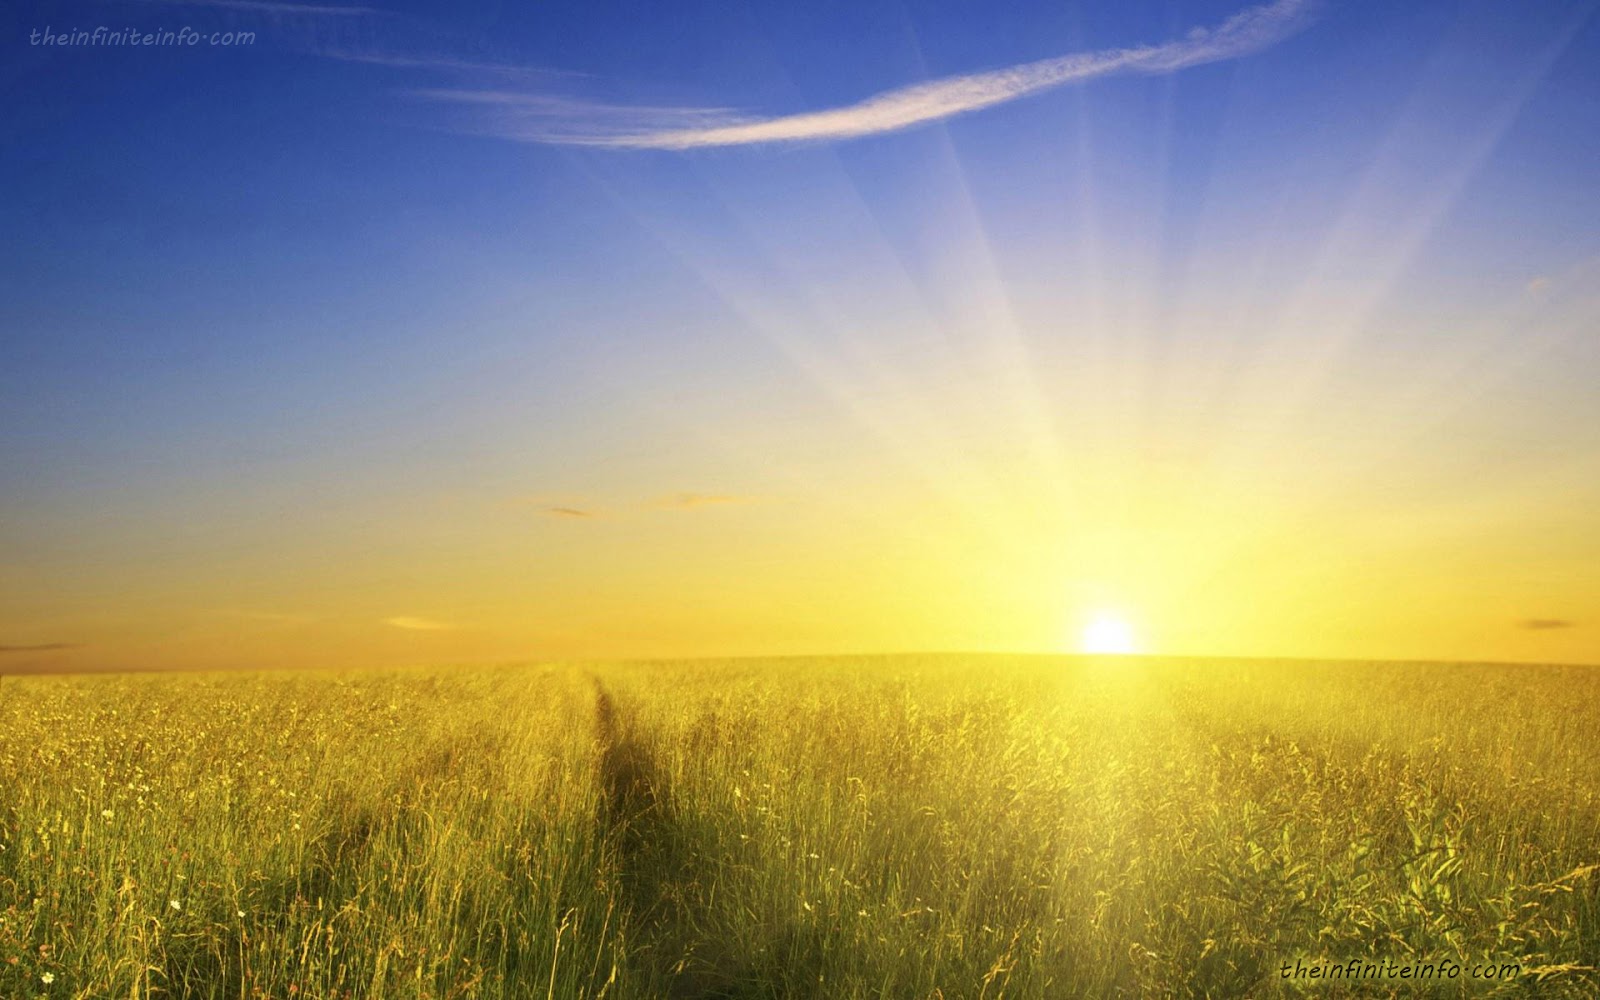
594,682,822,999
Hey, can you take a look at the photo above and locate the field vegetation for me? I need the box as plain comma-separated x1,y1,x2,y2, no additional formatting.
1,656,1596,998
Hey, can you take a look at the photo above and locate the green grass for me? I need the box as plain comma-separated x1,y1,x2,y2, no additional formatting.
1,656,1596,998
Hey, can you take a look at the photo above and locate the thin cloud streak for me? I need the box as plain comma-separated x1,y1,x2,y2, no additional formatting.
653,493,756,510
323,48,592,82
128,0,378,15
541,506,595,518
0,643,82,654
384,617,457,631
424,0,1313,149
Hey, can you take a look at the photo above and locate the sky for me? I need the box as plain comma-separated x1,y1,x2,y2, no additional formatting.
2,0,1598,671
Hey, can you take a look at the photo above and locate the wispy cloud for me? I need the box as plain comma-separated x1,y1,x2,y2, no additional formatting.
652,493,757,511
384,616,456,631
128,0,377,15
0,643,82,653
213,609,314,624
541,506,596,519
1520,618,1575,631
418,0,1313,149
324,50,584,81
524,493,759,516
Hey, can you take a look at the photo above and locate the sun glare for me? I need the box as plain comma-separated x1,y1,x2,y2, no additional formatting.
1081,615,1137,655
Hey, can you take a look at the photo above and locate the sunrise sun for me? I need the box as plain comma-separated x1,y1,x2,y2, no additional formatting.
1080,615,1138,655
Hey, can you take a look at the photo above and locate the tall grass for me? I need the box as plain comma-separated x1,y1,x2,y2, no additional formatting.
2,656,1596,998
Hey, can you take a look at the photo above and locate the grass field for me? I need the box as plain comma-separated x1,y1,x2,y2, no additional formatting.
1,656,1596,999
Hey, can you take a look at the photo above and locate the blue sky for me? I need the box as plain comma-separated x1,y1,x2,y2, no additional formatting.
3,0,1598,668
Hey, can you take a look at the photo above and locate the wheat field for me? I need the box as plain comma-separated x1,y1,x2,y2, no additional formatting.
1,656,1596,999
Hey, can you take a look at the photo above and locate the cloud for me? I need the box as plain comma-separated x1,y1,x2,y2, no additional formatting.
652,493,757,510
525,494,757,515
1520,618,1575,631
214,609,314,624
128,0,377,15
417,0,1313,149
1526,275,1553,296
324,50,585,80
541,506,595,519
0,643,81,653
384,616,456,631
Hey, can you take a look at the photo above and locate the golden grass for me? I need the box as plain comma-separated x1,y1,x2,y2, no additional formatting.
1,656,1596,998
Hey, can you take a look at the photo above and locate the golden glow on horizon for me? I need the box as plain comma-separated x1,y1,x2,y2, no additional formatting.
1080,614,1137,655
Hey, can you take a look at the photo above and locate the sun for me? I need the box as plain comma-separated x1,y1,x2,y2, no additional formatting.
1080,614,1137,655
